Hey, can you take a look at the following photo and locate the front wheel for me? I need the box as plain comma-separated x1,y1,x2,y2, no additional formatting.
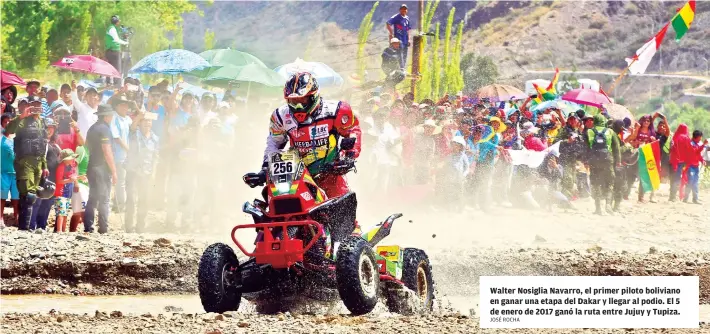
198,243,242,313
335,236,379,315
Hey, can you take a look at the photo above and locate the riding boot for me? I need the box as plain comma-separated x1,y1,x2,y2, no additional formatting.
593,198,603,215
69,215,81,232
18,194,37,231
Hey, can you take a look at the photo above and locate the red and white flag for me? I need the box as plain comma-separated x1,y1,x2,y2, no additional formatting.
625,23,669,75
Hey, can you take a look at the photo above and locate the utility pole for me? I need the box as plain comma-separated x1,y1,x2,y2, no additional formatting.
410,0,424,98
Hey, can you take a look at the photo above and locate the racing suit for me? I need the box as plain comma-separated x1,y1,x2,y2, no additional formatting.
263,100,361,199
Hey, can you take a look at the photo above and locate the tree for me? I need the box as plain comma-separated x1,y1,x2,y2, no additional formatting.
441,7,455,96
357,1,379,80
461,53,499,94
1,0,197,77
173,22,184,49
415,0,440,100
204,29,216,51
431,22,442,99
37,17,54,70
448,21,465,94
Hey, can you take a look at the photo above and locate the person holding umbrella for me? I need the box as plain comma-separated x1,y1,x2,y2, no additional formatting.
4,96,50,231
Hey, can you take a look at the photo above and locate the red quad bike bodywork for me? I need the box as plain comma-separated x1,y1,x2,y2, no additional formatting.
197,148,435,316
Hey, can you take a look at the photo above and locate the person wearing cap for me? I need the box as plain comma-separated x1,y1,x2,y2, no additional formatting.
83,104,118,234
386,4,411,70
53,149,79,232
31,117,62,232
4,96,50,231
521,121,546,152
106,15,128,86
109,96,134,212
583,114,620,215
70,80,100,139
381,37,405,89
1,114,20,227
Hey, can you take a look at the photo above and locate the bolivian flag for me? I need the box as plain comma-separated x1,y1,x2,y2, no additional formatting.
638,140,661,192
671,0,695,42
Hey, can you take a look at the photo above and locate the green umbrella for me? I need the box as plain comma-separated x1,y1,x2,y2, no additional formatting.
202,64,285,87
190,48,268,78
202,64,287,103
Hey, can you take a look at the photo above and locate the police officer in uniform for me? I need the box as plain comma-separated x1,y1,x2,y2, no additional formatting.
4,96,49,230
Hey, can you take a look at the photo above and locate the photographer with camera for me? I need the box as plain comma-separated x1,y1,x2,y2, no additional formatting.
105,15,129,87
4,96,51,231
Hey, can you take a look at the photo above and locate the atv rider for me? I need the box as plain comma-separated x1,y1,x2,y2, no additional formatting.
246,72,362,199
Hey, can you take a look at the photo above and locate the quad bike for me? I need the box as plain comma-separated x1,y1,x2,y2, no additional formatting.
197,138,434,315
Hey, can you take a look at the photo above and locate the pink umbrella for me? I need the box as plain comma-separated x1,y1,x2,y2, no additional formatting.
51,55,120,77
1,70,27,89
561,88,611,108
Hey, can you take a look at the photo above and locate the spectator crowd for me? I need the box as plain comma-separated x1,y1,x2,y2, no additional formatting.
355,90,710,215
1,78,240,234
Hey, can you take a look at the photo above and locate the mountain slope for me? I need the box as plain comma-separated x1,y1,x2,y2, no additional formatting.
181,0,710,99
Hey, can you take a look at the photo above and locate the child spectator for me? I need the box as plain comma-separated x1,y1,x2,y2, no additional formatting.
54,149,78,232
1,115,19,227
70,146,89,232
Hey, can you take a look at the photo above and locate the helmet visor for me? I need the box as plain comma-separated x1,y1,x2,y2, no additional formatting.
287,96,310,110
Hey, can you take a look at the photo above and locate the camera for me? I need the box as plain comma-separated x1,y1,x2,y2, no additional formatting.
120,25,135,39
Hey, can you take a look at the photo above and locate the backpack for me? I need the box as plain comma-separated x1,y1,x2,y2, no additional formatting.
590,128,611,163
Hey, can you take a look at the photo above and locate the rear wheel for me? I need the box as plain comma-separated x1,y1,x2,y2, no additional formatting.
387,248,434,314
335,236,379,315
198,243,242,313
402,248,434,310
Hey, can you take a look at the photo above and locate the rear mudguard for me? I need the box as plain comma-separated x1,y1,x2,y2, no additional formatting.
360,213,403,247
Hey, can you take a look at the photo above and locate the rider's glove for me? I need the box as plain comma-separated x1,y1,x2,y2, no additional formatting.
342,150,358,159
243,170,266,188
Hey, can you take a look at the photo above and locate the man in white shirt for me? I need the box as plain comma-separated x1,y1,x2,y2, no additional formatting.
70,80,99,139
110,97,134,212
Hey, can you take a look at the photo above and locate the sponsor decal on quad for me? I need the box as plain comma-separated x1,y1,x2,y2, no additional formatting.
301,192,313,201
310,124,329,139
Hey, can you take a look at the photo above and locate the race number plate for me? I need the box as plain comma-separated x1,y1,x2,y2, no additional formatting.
271,161,294,176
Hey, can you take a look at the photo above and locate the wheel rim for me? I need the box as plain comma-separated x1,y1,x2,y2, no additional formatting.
416,263,429,302
358,254,377,297
220,263,235,297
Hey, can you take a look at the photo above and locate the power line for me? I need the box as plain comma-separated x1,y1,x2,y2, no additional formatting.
240,36,390,54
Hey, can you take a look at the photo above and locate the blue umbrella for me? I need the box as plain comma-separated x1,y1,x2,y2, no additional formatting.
130,49,209,75
274,58,343,87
